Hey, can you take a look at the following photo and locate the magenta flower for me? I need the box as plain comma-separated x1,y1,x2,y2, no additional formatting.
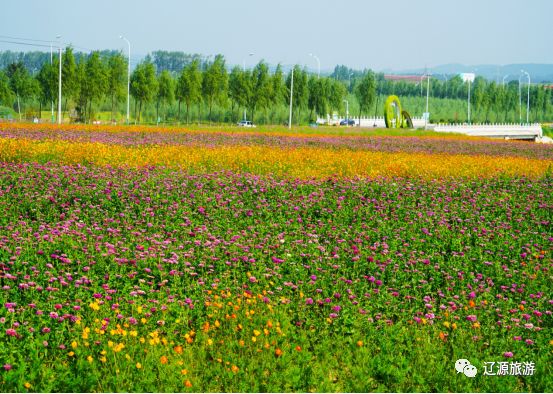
466,315,477,322
503,352,514,358
3,364,12,371
305,298,314,305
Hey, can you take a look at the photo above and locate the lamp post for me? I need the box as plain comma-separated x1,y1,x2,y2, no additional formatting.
57,35,62,125
521,70,530,124
425,72,430,130
242,52,254,121
119,36,131,124
50,42,54,123
288,66,294,130
467,77,471,125
343,99,349,127
518,73,523,124
309,53,320,78
502,74,509,87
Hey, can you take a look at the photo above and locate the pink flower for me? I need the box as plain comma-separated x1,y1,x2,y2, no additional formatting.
5,329,16,337
248,276,257,283
305,298,314,305
3,364,12,371
503,352,514,358
466,315,477,322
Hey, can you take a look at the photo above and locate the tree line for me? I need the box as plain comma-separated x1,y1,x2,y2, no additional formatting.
0,49,552,124
0,48,380,124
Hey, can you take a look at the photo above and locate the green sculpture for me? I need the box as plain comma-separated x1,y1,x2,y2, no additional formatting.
384,95,402,128
384,95,414,129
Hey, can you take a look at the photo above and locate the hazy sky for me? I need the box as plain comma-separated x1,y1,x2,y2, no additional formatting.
2,0,552,71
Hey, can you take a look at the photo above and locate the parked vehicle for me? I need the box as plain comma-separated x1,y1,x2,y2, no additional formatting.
340,119,355,126
237,120,256,127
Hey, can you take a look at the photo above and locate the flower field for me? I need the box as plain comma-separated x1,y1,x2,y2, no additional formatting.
0,123,552,392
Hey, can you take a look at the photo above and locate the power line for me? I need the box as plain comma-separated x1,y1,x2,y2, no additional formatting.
0,34,53,43
0,39,53,48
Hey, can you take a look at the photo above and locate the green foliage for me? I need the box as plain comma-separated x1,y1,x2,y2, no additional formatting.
0,70,15,106
176,59,202,123
248,61,272,123
130,60,158,122
156,70,175,121
355,71,376,120
202,54,228,123
106,52,127,120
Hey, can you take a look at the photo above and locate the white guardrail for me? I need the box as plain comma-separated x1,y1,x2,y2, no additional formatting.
316,117,547,141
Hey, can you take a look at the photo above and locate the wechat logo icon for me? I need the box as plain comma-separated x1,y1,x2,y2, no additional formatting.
455,359,478,378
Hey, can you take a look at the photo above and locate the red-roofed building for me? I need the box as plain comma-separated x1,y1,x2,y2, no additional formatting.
384,74,428,83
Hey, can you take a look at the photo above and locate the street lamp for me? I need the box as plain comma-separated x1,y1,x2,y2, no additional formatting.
343,99,349,128
288,67,294,130
309,53,320,78
119,36,131,124
521,70,530,124
242,52,254,121
502,74,509,87
49,42,54,123
424,72,430,130
57,35,62,125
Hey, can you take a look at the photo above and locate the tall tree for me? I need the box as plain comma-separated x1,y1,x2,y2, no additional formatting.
176,59,202,123
82,52,108,122
248,61,272,123
286,65,308,125
36,62,57,120
228,66,248,122
202,54,228,123
156,70,174,123
130,60,158,123
0,70,15,107
107,52,127,122
61,47,78,115
6,62,35,120
354,71,376,123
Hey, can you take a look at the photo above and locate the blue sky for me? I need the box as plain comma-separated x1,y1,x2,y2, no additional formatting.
2,0,552,71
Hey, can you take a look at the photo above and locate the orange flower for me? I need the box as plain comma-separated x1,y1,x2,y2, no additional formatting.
356,341,363,347
160,356,168,365
469,300,476,308
174,345,183,354
184,380,192,388
275,348,283,357
295,345,302,351
231,365,239,373
439,332,448,341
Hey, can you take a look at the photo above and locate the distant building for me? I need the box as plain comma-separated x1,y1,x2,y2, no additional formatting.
384,74,428,83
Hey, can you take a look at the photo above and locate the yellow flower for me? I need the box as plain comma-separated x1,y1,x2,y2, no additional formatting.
99,356,107,363
452,323,458,330
24,382,31,389
251,336,257,343
71,341,78,349
87,355,93,363
136,362,142,369
253,330,261,337
181,369,188,375
207,339,213,346
68,351,75,357
443,322,450,328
